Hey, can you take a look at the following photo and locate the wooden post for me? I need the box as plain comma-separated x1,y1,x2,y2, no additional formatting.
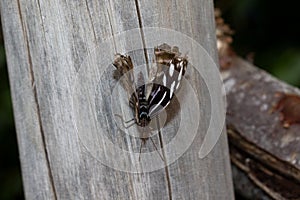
0,0,234,199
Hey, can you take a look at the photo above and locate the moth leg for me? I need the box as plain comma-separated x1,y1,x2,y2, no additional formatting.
149,137,164,161
139,139,147,161
114,114,136,128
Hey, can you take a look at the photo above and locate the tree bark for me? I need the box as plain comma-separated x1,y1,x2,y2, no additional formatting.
223,56,300,200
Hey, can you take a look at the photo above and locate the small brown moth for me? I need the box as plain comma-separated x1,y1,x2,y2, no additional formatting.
113,43,188,160
113,43,188,127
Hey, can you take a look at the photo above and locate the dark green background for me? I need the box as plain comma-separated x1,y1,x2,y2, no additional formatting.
216,0,300,87
0,1,299,199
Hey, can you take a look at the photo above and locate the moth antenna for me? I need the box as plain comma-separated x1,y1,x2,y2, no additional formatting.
149,137,165,161
114,114,136,128
138,139,146,161
138,137,164,162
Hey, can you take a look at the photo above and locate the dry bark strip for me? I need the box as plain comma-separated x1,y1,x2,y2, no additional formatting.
223,56,300,199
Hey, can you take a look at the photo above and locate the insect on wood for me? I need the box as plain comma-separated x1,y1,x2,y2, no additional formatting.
113,43,188,159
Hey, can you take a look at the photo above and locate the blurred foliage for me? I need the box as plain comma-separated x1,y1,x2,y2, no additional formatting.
215,0,300,87
0,1,300,199
0,38,24,198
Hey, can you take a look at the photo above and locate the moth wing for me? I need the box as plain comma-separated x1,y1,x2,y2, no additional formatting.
148,84,171,118
146,44,173,101
113,54,137,108
148,45,188,118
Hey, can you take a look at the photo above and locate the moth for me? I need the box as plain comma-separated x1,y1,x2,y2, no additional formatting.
113,43,188,159
113,43,188,126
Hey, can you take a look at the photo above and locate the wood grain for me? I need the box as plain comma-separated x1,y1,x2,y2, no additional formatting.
1,0,234,199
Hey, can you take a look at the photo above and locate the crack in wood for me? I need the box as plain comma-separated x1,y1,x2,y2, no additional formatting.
134,0,149,73
134,1,173,199
84,0,97,42
156,117,173,200
107,1,117,54
228,127,300,199
16,1,58,199
228,127,300,182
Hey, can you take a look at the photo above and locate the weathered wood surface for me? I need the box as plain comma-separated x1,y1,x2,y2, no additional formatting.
1,0,234,199
223,56,300,199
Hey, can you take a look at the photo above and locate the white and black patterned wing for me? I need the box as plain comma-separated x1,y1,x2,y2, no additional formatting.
148,45,188,118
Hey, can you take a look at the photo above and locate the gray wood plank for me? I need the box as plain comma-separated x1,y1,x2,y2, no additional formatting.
1,0,234,199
